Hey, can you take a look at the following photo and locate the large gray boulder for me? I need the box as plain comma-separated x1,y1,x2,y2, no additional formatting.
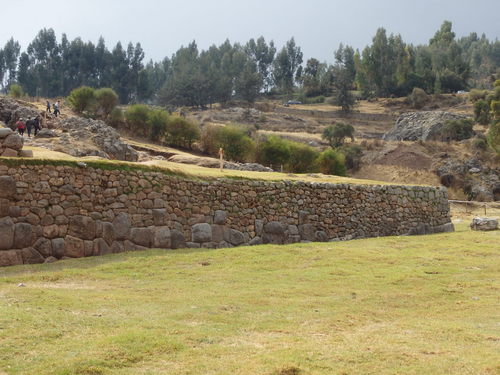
0,217,15,250
192,223,212,243
3,133,24,150
470,217,498,231
0,176,17,199
113,213,131,240
384,111,471,141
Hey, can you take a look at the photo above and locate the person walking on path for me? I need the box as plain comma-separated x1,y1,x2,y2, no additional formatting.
33,115,41,136
53,101,60,117
46,100,51,113
26,118,34,138
16,118,26,136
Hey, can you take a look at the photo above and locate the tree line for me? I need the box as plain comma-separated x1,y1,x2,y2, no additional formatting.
0,21,499,106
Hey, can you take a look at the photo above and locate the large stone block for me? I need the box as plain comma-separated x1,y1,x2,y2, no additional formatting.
33,237,52,257
51,238,65,258
102,222,115,246
20,248,44,264
213,210,227,225
64,235,85,258
192,223,212,243
226,229,245,246
69,215,96,240
93,238,111,255
470,217,497,231
3,133,23,150
1,148,18,157
0,217,15,250
299,224,316,241
0,250,23,267
0,176,17,199
152,209,167,226
113,213,131,240
0,128,13,138
170,229,186,249
0,198,10,217
14,223,34,248
153,226,171,249
264,221,286,234
130,227,153,247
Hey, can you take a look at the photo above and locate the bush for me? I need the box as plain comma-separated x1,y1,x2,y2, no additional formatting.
67,86,95,113
316,149,346,176
468,89,489,103
147,109,169,142
210,125,255,162
108,107,125,128
322,122,355,148
441,119,474,141
95,88,119,119
487,120,500,154
472,137,488,151
491,100,500,119
407,87,428,109
125,104,150,137
256,136,291,169
339,144,363,171
164,117,200,149
287,142,319,173
8,84,24,98
474,100,491,125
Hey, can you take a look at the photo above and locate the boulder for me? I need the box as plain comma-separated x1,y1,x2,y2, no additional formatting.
113,213,131,240
33,237,52,257
299,224,316,241
0,250,23,267
0,198,10,217
249,236,263,246
69,215,96,240
64,235,85,258
384,111,471,141
0,217,15,250
14,223,34,248
130,227,153,247
20,248,44,264
36,129,57,138
93,238,111,255
102,222,115,246
0,128,13,138
262,221,286,244
470,217,498,231
1,148,18,157
51,238,66,258
3,133,23,150
19,149,33,157
170,229,186,249
213,210,227,225
0,176,17,199
153,226,171,249
192,223,212,243
226,229,245,246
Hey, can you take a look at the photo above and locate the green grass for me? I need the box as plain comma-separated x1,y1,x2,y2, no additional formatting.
0,223,498,375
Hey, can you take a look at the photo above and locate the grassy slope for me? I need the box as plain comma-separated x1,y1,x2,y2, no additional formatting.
0,223,498,375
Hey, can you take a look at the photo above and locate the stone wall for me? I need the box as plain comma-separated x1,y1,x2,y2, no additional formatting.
0,161,453,266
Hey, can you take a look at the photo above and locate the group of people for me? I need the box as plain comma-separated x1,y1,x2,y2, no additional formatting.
46,100,60,117
15,116,41,138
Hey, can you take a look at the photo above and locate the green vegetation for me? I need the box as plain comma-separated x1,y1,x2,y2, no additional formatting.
407,87,429,109
67,86,96,113
316,149,347,176
441,119,474,141
95,88,119,119
322,122,355,148
487,120,500,154
7,83,24,98
201,124,255,162
0,224,497,374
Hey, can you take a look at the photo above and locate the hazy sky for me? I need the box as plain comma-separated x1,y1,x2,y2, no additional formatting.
1,0,499,63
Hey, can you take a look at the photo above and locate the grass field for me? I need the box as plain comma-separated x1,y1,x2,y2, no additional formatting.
0,223,498,375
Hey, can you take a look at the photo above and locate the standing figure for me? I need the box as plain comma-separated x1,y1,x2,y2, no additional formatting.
26,118,34,138
16,118,26,136
46,100,51,113
53,101,60,117
33,116,41,136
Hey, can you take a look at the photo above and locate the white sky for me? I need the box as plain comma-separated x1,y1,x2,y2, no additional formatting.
1,0,499,63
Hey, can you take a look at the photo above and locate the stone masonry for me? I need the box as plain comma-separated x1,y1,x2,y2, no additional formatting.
0,161,453,266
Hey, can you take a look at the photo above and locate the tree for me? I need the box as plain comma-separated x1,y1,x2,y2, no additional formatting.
245,36,276,92
316,149,346,176
487,120,500,154
322,123,355,148
147,108,169,141
234,60,262,102
95,88,119,119
256,135,291,168
125,104,150,136
1,38,20,90
272,38,303,94
474,99,491,125
67,86,95,113
164,117,200,149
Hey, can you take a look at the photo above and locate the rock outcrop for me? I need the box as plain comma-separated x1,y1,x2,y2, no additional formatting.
470,217,498,231
0,97,40,127
0,127,26,157
384,111,471,141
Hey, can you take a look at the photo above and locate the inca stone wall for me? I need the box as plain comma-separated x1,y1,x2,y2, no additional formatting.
0,161,453,266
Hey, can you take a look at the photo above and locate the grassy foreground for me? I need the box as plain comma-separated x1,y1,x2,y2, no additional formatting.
0,223,498,375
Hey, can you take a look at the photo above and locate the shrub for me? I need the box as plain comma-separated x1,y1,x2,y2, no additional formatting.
164,117,200,149
108,107,125,128
339,144,363,171
147,109,169,142
468,89,489,103
472,137,488,151
95,88,119,119
67,86,95,113
316,149,346,176
256,136,291,169
125,104,150,137
210,125,255,162
287,142,319,173
407,87,428,109
8,84,24,98
474,100,491,125
322,122,355,148
491,100,500,119
487,120,500,154
441,119,474,141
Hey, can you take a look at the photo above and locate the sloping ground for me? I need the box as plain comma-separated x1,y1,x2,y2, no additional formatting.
0,224,497,375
